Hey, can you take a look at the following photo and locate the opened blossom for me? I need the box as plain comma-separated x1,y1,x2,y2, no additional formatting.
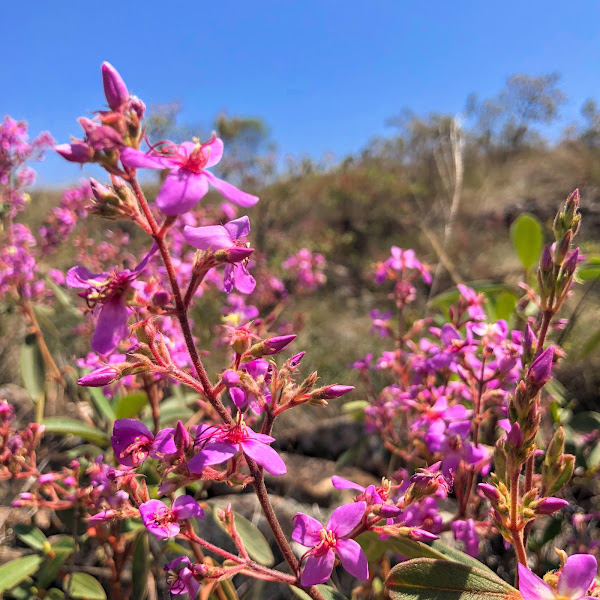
139,495,205,539
120,138,258,215
66,245,156,354
110,418,176,467
188,420,286,475
518,554,598,600
164,556,200,598
183,216,256,294
292,502,368,586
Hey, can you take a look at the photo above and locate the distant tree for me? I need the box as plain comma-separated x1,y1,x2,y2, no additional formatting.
579,98,600,149
466,73,566,152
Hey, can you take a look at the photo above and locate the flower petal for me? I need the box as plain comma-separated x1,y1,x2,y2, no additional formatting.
172,495,205,520
232,263,256,294
336,538,369,580
120,147,179,170
156,168,209,216
187,441,238,473
224,216,250,240
203,137,224,167
92,296,130,355
241,439,287,475
328,501,366,537
518,564,556,600
66,265,109,289
558,554,598,599
139,499,180,539
149,427,176,459
183,224,232,250
331,476,366,493
204,171,259,207
292,513,323,546
301,550,335,586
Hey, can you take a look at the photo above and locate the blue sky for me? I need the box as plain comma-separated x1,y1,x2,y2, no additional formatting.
2,1,600,185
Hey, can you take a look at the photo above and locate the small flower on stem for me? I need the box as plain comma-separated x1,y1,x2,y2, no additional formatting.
518,554,598,600
292,502,368,586
139,495,205,539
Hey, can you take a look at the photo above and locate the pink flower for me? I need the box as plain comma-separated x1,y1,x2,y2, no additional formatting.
188,420,286,476
111,419,176,467
66,245,156,354
164,556,200,597
518,554,598,600
292,502,368,586
120,138,258,215
183,216,256,294
139,496,204,539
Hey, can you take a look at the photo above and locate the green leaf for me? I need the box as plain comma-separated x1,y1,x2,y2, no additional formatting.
20,333,45,400
577,256,600,281
42,417,110,445
357,533,499,579
13,524,47,551
386,558,520,600
342,400,369,420
510,213,543,271
36,540,75,590
492,291,517,322
88,387,116,423
588,444,600,469
115,392,149,420
45,589,66,600
131,532,150,600
291,585,349,600
65,572,107,599
212,507,274,566
569,412,600,433
0,555,43,593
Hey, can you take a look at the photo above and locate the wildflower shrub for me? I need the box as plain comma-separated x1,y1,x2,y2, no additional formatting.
0,62,598,600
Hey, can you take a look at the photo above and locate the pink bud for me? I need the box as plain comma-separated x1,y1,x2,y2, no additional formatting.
222,370,240,388
101,62,129,111
289,351,306,368
263,335,296,355
527,346,554,389
320,385,355,399
478,483,500,502
541,245,553,272
410,528,439,542
563,248,579,277
534,497,569,515
506,422,523,448
226,246,254,263
56,142,94,163
78,366,119,387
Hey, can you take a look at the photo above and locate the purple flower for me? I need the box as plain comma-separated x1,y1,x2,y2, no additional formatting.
451,519,479,557
164,556,200,597
518,554,598,600
183,216,255,294
111,419,176,467
188,421,286,476
139,495,205,539
66,245,156,354
332,476,401,516
292,502,368,586
120,139,258,215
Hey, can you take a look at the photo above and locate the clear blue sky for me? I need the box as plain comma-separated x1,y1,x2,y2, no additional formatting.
2,0,600,185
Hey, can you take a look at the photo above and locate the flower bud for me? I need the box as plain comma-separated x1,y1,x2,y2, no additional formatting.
523,324,537,363
311,385,354,400
410,528,438,542
101,62,129,111
78,366,119,387
289,351,306,368
130,95,146,119
562,248,579,279
526,346,554,391
263,335,296,355
506,422,523,448
221,370,240,388
532,497,569,515
56,142,94,163
478,483,500,503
